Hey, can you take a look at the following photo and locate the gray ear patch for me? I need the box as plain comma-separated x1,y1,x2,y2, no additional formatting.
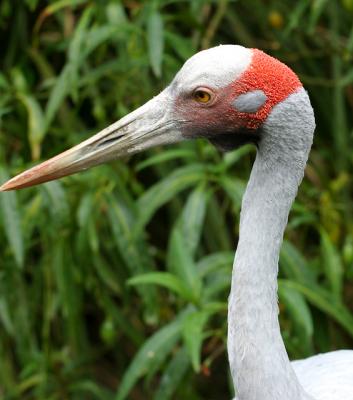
233,90,267,113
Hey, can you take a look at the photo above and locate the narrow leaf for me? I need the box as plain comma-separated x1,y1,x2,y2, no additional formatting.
135,148,195,172
165,31,195,59
128,272,194,303
115,317,182,400
280,241,316,285
167,229,202,302
198,251,234,278
219,176,246,212
147,10,164,77
0,168,24,268
203,273,231,300
17,94,46,160
45,64,73,128
320,229,343,300
41,180,69,223
178,185,208,257
308,0,329,33
182,310,209,372
106,193,158,321
279,279,353,337
222,144,253,170
278,280,313,343
154,348,189,400
45,6,93,126
136,164,206,232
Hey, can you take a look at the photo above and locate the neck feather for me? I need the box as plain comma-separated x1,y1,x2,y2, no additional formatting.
228,88,315,400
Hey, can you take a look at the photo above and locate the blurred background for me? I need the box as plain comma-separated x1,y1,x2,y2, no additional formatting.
1,0,353,399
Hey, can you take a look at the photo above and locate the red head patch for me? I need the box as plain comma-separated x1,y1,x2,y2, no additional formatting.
175,48,302,145
231,49,302,130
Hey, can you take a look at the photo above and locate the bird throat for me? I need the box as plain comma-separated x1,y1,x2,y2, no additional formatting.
208,127,261,152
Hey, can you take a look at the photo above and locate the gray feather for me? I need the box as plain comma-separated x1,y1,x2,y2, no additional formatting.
233,90,267,113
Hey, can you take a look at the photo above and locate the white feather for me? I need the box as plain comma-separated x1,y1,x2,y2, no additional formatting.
292,350,353,400
233,350,353,400
172,44,252,92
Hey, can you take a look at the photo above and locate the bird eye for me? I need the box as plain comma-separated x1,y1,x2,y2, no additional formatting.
193,88,212,104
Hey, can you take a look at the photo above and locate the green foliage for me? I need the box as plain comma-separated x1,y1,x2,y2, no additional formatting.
0,1,353,399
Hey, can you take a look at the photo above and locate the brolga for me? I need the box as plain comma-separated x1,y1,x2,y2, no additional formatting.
1,45,353,400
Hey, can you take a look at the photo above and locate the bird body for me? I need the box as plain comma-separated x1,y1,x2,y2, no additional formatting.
292,350,353,400
1,45,353,400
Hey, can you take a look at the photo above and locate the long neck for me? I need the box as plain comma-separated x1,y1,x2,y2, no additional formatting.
228,89,315,400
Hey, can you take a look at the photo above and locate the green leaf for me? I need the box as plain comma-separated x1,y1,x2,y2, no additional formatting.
76,193,94,228
219,176,246,212
283,0,310,37
92,255,121,294
339,68,353,87
82,25,117,59
136,163,206,232
222,144,253,170
45,64,73,128
279,279,353,337
178,184,209,257
115,316,182,400
100,292,143,346
320,229,343,300
135,148,195,171
128,272,194,303
198,251,234,278
203,194,232,251
17,93,46,160
41,180,69,224
278,280,313,343
70,380,114,398
147,9,164,77
308,0,329,33
182,310,209,372
24,0,40,10
106,194,158,321
52,240,86,353
106,3,128,25
38,0,88,19
347,24,353,53
67,6,93,66
167,229,202,302
203,301,228,313
106,194,158,323
107,194,155,275
154,348,189,400
280,241,316,285
45,6,93,127
0,298,14,335
203,273,231,300
165,31,195,59
0,168,24,268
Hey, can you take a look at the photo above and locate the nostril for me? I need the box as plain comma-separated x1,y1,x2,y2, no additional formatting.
96,133,125,148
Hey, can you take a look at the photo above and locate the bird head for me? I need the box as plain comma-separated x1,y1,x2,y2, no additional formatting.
0,45,302,191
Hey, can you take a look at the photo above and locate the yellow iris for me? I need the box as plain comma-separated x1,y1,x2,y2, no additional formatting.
193,90,211,103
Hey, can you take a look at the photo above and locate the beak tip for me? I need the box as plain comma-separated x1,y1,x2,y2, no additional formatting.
0,174,30,191
0,180,15,192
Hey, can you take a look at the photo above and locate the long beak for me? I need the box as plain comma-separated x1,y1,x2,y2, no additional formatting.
0,91,183,191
